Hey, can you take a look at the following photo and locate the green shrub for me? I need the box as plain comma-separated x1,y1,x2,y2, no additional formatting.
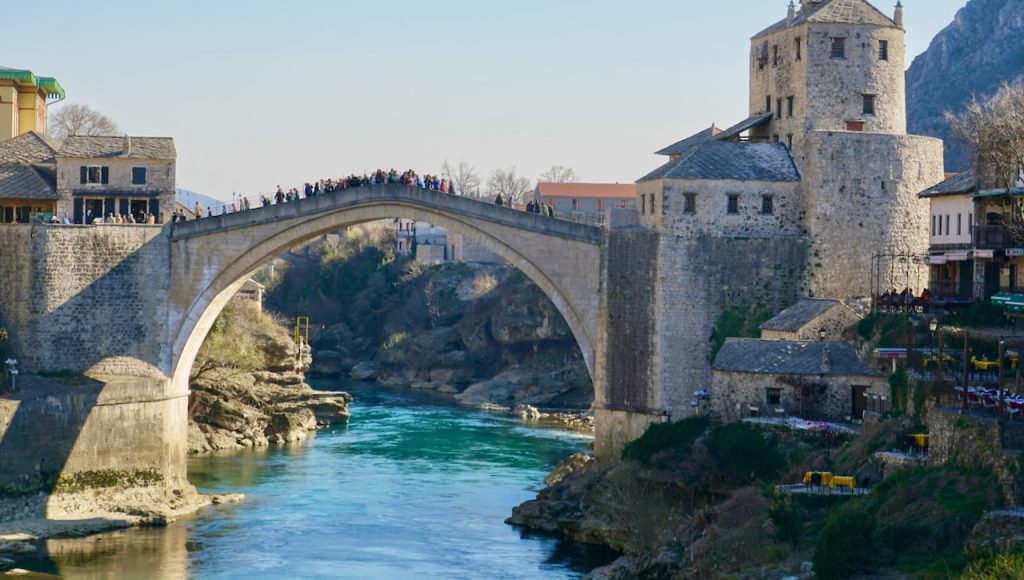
947,302,1010,330
706,423,785,484
708,305,774,362
963,553,1024,579
621,416,709,465
889,366,909,415
768,491,804,546
813,503,882,579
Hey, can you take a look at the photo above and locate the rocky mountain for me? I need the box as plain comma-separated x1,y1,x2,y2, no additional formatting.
906,0,1024,171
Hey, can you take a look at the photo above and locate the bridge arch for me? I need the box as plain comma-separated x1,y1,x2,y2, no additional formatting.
166,185,604,397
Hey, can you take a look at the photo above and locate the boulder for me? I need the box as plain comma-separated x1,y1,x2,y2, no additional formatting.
265,409,318,444
456,380,518,406
350,362,379,381
545,453,593,487
515,404,542,421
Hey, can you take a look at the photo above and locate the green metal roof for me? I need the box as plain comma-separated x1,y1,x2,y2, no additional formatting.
0,67,65,99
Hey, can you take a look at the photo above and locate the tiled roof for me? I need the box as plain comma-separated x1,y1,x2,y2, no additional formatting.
919,169,976,197
754,0,897,39
0,165,58,200
713,338,881,377
0,132,58,165
59,136,176,160
535,182,637,200
761,299,846,332
640,140,801,183
655,126,719,157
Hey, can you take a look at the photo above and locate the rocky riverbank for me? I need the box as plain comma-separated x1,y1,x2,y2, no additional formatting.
186,298,351,454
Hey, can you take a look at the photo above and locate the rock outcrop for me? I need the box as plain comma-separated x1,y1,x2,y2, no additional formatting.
906,0,1024,171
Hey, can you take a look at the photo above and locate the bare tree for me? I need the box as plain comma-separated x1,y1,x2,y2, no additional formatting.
49,103,120,141
441,159,482,197
948,83,1024,240
539,165,578,183
487,166,532,206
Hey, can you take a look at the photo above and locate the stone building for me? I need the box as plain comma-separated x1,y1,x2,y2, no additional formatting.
0,66,64,142
760,299,861,341
628,0,945,420
0,131,60,222
711,338,884,422
56,135,176,224
533,182,637,222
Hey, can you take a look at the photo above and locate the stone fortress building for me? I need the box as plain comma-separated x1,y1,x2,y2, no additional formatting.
625,0,945,423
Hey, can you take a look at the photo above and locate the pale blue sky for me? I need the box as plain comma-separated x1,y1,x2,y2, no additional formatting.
6,0,967,199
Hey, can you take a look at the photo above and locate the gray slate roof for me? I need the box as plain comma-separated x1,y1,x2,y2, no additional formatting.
754,0,897,39
0,165,58,200
0,132,58,165
714,338,881,377
919,169,976,198
59,136,176,160
640,140,800,183
761,300,844,332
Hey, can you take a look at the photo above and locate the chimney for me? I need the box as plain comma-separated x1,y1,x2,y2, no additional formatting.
821,344,832,373
787,1,797,25
894,1,904,28
123,134,132,157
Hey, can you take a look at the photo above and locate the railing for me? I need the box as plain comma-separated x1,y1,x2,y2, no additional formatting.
974,225,1011,250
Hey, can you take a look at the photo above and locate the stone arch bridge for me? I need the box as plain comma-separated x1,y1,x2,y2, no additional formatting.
0,184,667,490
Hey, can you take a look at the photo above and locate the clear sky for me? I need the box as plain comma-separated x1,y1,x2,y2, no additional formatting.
6,0,968,200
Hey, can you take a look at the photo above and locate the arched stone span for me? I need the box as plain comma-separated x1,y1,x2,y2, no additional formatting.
166,185,604,397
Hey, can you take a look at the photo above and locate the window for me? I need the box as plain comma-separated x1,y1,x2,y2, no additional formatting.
776,98,783,120
131,167,147,185
620,199,628,208
571,198,579,211
957,213,962,236
758,41,769,70
649,193,656,215
727,194,740,215
683,193,696,214
641,194,646,215
969,213,974,239
932,215,936,236
863,94,876,115
80,166,109,185
766,95,772,113
830,37,846,59
596,199,605,212
772,44,780,67
879,39,889,61
846,120,865,132
786,134,794,149
787,96,794,118
767,388,782,406
945,215,950,236
762,195,774,215
795,37,802,61
773,134,780,143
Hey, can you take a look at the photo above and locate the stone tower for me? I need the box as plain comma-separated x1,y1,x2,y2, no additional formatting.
749,0,944,299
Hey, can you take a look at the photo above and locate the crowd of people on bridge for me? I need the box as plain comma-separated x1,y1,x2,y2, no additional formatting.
170,167,558,224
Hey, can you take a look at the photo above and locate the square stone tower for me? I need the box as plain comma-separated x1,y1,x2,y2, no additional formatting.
749,0,944,298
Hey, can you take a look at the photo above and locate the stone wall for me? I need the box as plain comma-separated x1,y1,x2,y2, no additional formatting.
654,234,807,417
928,408,1024,506
802,131,944,299
638,177,804,239
710,369,885,423
0,224,170,377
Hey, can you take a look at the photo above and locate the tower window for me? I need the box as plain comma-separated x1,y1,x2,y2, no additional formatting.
776,98,783,120
772,44,780,67
787,96,794,118
761,195,775,215
683,193,696,214
727,194,740,215
786,134,794,148
795,37,802,61
863,94,876,115
766,95,772,113
879,40,889,61
830,37,846,59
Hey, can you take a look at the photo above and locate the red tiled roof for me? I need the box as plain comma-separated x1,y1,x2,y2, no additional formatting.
535,182,637,200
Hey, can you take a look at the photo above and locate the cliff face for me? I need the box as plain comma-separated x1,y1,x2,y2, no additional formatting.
906,0,1024,171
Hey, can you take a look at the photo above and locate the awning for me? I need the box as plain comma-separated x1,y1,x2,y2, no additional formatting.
928,256,948,265
946,252,969,262
973,249,994,259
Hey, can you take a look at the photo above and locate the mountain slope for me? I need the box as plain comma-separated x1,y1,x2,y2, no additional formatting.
906,0,1024,171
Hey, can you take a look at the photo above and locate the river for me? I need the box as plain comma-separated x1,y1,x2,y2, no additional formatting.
14,382,616,579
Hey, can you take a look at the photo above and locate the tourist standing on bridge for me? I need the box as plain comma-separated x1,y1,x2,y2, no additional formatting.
194,202,203,219
495,193,504,207
275,186,285,205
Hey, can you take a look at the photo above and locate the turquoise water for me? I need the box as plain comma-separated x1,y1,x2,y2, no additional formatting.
17,383,613,579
